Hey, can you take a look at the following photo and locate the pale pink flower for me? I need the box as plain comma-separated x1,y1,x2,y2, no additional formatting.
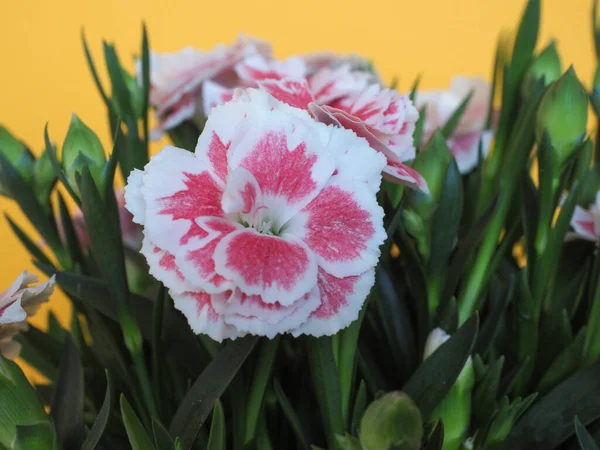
0,271,55,360
568,192,600,242
124,89,386,341
258,79,428,193
301,51,374,76
143,35,271,139
414,76,493,174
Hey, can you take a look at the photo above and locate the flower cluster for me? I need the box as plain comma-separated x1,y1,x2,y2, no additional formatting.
126,90,387,340
0,271,55,360
142,37,428,192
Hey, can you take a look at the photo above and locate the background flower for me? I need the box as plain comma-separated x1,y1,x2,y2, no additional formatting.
125,89,386,341
0,271,55,360
568,192,600,242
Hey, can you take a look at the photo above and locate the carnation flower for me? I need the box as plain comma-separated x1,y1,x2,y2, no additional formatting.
0,271,55,360
568,192,600,242
414,76,494,174
124,89,386,341
257,79,428,192
142,35,271,139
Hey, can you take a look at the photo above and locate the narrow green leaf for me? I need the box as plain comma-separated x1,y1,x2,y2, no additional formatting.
441,91,473,139
274,379,310,450
12,423,59,450
403,314,479,418
510,0,540,85
81,29,110,106
208,399,226,450
103,42,134,120
413,106,427,149
472,356,504,429
350,380,367,435
44,124,80,206
308,336,344,450
495,362,600,449
513,269,537,395
424,421,444,450
167,121,201,151
338,305,365,427
538,329,586,395
50,336,85,450
169,336,259,450
141,23,151,153
152,419,175,450
57,192,85,270
120,394,155,450
82,371,113,450
409,74,421,102
245,337,279,444
4,214,52,266
575,416,600,450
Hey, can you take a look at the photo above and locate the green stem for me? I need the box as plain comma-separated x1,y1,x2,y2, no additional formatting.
152,285,166,419
427,276,441,321
583,272,600,366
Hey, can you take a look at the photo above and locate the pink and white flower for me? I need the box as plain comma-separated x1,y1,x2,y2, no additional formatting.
142,35,271,139
125,89,386,341
0,271,55,360
568,192,600,242
414,76,493,174
257,79,427,192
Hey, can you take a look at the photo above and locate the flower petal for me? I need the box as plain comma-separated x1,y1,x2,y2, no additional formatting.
213,229,317,305
202,80,234,114
571,206,598,241
256,78,316,110
140,146,223,253
286,178,385,278
383,160,430,194
235,54,306,84
291,268,375,337
124,169,146,225
309,64,371,105
171,290,243,342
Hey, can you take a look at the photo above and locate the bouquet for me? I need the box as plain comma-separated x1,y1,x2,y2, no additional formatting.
1,0,600,448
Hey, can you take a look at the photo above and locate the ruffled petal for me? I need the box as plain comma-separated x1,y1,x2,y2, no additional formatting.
213,229,318,305
140,146,223,253
124,169,146,225
235,54,306,84
286,178,385,278
256,78,316,110
571,206,598,241
171,290,243,342
291,268,375,337
448,130,493,174
202,80,234,114
309,64,371,105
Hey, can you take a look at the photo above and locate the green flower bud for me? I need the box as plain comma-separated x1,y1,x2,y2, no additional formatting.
0,127,34,195
32,150,57,206
62,114,106,194
0,356,50,448
536,67,588,166
424,329,475,450
521,41,562,100
360,392,423,450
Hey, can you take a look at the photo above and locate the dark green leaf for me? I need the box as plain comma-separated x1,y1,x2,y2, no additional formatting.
575,416,600,450
245,337,278,444
521,173,539,269
4,214,52,266
57,193,85,270
513,269,537,395
473,357,504,429
403,314,479,418
308,336,344,450
120,394,155,450
424,421,444,450
208,399,226,450
434,297,458,335
44,125,80,206
12,423,59,450
538,329,586,395
274,379,310,450
167,121,200,151
82,371,113,450
51,336,84,450
510,0,540,86
141,23,151,151
81,30,110,106
103,42,134,120
496,362,600,449
350,380,367,435
338,305,365,427
152,419,174,450
169,336,259,450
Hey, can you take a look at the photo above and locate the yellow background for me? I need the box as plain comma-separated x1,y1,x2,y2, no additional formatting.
0,0,594,377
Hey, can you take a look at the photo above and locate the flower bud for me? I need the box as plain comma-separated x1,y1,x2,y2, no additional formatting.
32,150,57,206
521,42,562,100
424,328,475,450
0,127,34,194
360,391,423,450
0,356,50,448
536,67,588,166
62,114,106,194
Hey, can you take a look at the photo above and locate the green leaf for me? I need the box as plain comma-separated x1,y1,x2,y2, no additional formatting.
409,74,421,102
510,0,540,85
12,423,59,450
207,399,226,450
81,29,110,106
441,91,473,139
538,329,586,395
103,42,134,120
575,416,600,450
167,121,201,151
424,421,444,450
81,371,113,450
50,336,84,450
521,173,539,269
338,306,365,427
57,192,85,270
169,336,259,450
273,378,310,450
152,419,174,450
120,394,155,450
434,297,458,335
4,214,52,267
308,336,344,450
350,380,367,435
472,357,504,429
245,337,279,444
141,23,151,149
413,106,427,149
403,314,479,419
535,132,556,258
44,124,80,206
495,362,600,449
513,269,538,394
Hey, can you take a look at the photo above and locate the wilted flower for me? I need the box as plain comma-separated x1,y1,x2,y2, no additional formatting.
0,271,55,360
414,76,493,174
142,35,271,139
125,89,386,341
568,192,600,242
